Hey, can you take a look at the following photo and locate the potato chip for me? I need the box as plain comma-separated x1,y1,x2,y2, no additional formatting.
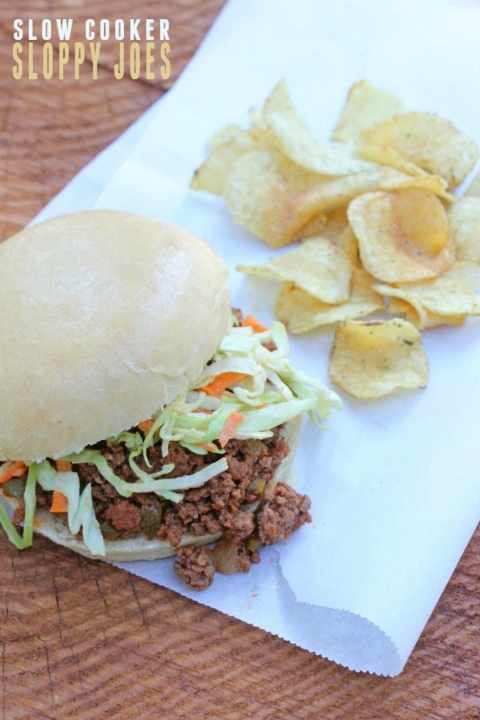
208,124,246,151
407,260,480,327
374,261,480,329
275,266,384,333
355,144,427,178
348,189,454,283
390,300,463,329
296,207,354,242
386,288,468,329
448,197,480,264
296,214,327,240
392,174,452,200
424,313,466,329
223,148,326,247
301,167,409,216
249,107,270,135
361,112,479,188
382,290,428,328
191,127,269,196
302,168,450,220
444,260,480,291
391,188,450,255
331,80,403,145
299,207,350,242
329,319,429,398
466,174,480,197
388,296,417,319
263,81,375,176
238,229,356,304
227,149,452,249
316,207,350,241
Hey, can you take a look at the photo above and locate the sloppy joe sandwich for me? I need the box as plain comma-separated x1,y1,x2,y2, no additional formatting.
0,211,340,588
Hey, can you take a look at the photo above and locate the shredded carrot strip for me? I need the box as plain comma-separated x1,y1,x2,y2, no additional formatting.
0,461,28,484
199,442,218,453
242,314,268,333
199,372,248,398
218,412,244,448
138,419,155,434
50,491,68,513
54,460,72,472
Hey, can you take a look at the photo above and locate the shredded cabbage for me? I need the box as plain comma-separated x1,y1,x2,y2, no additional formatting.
142,318,341,458
0,314,340,557
37,461,105,556
61,450,228,503
0,463,37,550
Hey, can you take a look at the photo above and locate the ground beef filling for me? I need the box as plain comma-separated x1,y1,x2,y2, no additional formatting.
34,427,312,589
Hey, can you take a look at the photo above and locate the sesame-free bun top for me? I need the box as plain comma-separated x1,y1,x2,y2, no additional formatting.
0,210,230,462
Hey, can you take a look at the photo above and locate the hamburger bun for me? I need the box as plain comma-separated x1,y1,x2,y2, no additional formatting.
0,210,337,585
0,211,230,462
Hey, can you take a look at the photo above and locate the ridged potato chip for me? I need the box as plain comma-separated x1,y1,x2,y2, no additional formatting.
207,124,247,151
348,189,454,283
466,174,480,197
355,145,427,178
302,169,451,222
192,80,480,400
448,197,480,264
222,149,442,248
223,148,324,247
263,81,375,176
296,207,351,242
317,207,350,240
296,214,327,240
361,112,479,188
388,296,422,324
374,262,480,329
446,260,480,291
301,166,409,216
329,319,429,398
388,301,465,330
384,292,429,329
331,80,403,145
275,266,384,333
190,126,269,196
299,207,350,242
238,228,356,304
391,174,452,199
389,188,450,255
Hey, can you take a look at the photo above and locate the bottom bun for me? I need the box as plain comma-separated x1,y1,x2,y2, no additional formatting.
3,417,302,563
34,515,223,562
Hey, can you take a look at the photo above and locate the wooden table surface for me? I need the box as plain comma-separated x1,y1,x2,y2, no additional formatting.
1,2,479,717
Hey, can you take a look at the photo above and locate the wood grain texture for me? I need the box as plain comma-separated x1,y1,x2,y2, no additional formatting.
0,1,479,718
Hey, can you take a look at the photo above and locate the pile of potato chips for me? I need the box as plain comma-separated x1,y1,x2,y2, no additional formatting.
191,81,480,399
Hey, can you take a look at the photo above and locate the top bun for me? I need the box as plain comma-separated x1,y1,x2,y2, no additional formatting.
0,211,230,462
